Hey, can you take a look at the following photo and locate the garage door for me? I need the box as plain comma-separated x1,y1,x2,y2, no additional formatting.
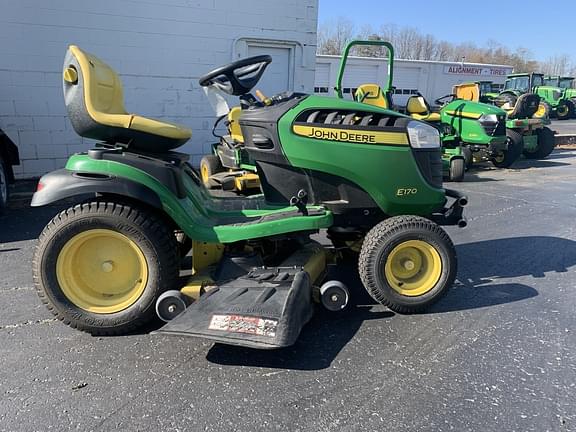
314,63,330,94
392,67,421,106
339,64,379,98
247,45,293,96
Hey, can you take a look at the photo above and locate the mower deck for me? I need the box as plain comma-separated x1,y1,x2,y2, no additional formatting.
155,268,314,349
155,242,326,349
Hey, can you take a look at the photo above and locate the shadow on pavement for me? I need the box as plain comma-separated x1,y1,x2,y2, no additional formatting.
456,236,576,280
512,160,570,169
461,172,500,183
430,282,537,313
432,235,576,313
206,306,393,371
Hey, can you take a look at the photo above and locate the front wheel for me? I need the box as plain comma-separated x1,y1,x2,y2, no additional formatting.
33,200,180,335
492,129,523,168
523,127,555,160
358,216,457,314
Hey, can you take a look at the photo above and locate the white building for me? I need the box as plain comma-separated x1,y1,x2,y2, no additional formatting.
315,55,513,107
0,0,319,178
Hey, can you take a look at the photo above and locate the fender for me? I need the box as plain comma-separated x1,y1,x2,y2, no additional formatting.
31,168,162,208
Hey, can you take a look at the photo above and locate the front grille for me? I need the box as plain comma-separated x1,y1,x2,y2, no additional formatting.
413,149,442,189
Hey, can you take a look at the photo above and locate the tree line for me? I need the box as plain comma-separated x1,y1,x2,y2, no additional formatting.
318,18,576,77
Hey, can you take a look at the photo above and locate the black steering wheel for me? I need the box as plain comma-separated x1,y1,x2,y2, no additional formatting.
199,55,272,96
435,94,456,106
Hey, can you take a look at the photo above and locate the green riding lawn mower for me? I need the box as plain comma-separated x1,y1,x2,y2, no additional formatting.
30,45,467,349
335,40,517,182
456,81,556,161
500,72,574,120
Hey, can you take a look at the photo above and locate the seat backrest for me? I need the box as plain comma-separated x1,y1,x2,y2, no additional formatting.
355,84,389,109
406,96,429,115
453,83,480,102
508,93,541,120
63,45,133,140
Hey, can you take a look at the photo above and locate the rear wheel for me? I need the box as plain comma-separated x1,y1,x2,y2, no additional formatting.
0,155,8,215
523,127,555,160
359,216,457,314
200,154,223,188
492,129,523,168
449,158,465,182
556,100,573,121
33,200,180,335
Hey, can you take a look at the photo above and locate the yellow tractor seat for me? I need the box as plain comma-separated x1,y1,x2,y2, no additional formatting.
63,45,191,152
355,84,389,109
406,96,441,122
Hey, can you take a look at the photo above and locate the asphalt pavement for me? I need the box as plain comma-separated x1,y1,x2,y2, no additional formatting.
1,151,576,432
551,119,576,136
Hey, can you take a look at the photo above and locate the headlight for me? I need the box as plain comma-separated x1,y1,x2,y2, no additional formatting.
553,90,562,100
479,114,498,124
407,121,440,149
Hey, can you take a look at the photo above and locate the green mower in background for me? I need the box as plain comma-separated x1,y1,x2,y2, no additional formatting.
501,72,574,120
456,81,556,160
30,45,467,350
335,40,516,181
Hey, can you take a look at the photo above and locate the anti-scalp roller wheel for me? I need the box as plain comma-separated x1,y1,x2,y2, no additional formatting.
156,290,189,322
320,280,350,312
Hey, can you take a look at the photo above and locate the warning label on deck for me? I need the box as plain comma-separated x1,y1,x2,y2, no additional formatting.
209,315,278,337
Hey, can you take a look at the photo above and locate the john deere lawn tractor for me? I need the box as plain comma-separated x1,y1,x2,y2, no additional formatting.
30,45,467,349
544,76,576,108
501,72,574,120
335,40,514,178
456,81,556,161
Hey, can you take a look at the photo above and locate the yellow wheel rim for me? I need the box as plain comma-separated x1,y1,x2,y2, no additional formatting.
558,105,568,116
56,229,149,314
534,103,547,118
200,163,210,184
384,240,442,296
494,152,505,163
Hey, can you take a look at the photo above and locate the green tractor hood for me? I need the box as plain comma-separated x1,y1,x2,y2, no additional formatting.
441,100,507,146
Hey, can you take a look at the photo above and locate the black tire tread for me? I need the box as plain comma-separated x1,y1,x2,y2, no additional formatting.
523,127,555,160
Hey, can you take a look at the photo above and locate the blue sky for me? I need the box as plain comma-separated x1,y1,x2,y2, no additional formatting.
318,0,575,62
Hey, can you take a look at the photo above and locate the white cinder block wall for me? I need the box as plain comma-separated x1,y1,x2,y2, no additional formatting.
0,0,319,178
